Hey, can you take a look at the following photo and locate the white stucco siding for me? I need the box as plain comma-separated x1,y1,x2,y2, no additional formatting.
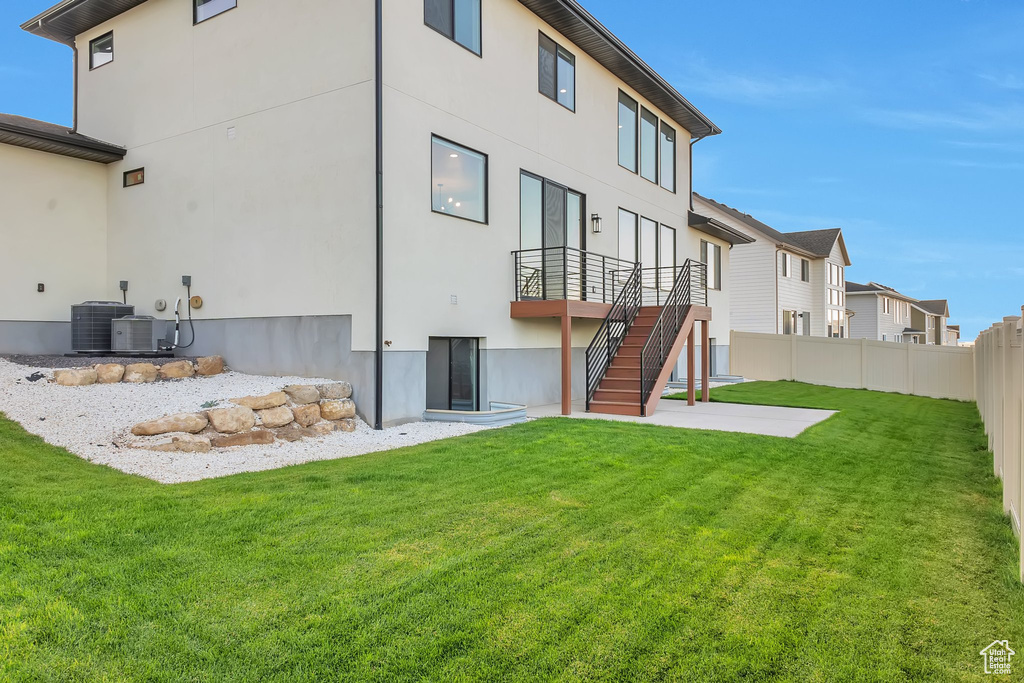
73,0,379,349
0,145,109,322
381,0,697,352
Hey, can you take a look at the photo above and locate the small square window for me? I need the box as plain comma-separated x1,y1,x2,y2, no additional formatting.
123,168,145,188
89,32,113,70
195,0,237,24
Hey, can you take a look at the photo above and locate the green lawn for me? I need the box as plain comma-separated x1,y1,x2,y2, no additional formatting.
1,382,1021,681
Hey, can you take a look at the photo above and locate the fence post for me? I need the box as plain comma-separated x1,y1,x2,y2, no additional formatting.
906,342,915,396
860,338,867,389
790,333,798,381
1019,309,1023,583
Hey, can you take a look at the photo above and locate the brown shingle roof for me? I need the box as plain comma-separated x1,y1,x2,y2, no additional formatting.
0,113,124,163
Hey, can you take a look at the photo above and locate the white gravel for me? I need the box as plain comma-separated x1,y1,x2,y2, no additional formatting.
0,358,495,484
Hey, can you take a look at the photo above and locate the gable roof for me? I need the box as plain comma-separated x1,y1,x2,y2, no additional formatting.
845,281,918,303
23,0,722,139
0,112,125,163
915,299,950,317
692,193,851,264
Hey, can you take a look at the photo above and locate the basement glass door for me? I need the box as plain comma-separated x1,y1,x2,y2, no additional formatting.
520,172,584,300
426,337,479,411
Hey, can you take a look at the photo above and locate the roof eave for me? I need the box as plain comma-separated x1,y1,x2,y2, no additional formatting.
519,0,720,138
687,212,755,245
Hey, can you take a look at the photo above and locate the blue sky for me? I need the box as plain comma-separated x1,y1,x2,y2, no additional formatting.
2,1,1021,338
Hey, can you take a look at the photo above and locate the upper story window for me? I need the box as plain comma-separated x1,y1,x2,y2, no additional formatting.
618,208,637,262
701,240,722,291
89,32,113,70
431,135,487,224
424,0,481,56
828,262,844,286
782,253,792,278
538,33,575,111
639,107,658,183
195,0,237,24
882,297,891,314
659,123,676,192
617,92,638,172
800,258,810,282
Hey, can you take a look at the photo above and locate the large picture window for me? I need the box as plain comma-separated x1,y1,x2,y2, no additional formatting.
431,136,487,224
538,33,575,111
89,32,113,69
659,122,676,192
617,91,638,172
639,107,658,183
194,0,236,24
424,0,481,55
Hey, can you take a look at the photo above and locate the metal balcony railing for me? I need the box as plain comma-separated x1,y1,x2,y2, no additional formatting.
512,247,635,304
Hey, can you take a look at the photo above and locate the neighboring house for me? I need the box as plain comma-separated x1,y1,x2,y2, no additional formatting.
911,300,950,345
691,194,852,338
845,281,920,343
2,0,736,425
946,324,960,346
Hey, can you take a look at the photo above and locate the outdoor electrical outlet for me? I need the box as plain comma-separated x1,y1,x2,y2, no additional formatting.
119,280,129,291
37,283,44,293
182,275,192,287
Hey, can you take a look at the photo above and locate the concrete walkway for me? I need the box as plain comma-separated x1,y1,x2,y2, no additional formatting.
526,399,835,438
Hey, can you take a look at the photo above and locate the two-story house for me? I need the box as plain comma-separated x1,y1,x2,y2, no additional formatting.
691,194,852,340
3,0,736,426
910,300,951,345
845,282,919,342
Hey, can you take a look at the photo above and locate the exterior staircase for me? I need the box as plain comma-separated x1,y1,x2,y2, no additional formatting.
585,260,710,418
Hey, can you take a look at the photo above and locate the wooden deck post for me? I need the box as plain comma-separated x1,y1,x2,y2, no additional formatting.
687,326,696,406
701,320,710,403
561,314,572,416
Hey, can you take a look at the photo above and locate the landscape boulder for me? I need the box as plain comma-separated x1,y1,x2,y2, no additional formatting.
284,384,321,405
231,391,287,410
210,430,276,448
123,363,159,383
206,406,256,434
335,419,358,433
54,368,98,387
132,413,209,436
195,356,225,376
274,425,316,442
258,405,294,429
95,363,125,384
159,360,196,380
291,403,321,427
320,399,356,421
316,382,352,400
147,434,211,453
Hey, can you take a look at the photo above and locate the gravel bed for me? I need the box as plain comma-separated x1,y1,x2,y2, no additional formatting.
1,354,197,369
0,358,495,484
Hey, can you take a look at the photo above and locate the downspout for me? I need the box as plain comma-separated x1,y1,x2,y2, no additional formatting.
374,0,384,430
71,42,79,132
774,247,781,334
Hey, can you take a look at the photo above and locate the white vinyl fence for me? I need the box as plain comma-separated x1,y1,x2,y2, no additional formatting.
974,310,1023,582
729,331,975,401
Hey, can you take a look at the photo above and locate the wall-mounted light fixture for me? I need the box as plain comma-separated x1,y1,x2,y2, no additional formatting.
591,213,603,234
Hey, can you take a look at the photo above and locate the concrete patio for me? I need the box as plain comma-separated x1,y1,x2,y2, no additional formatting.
527,399,836,438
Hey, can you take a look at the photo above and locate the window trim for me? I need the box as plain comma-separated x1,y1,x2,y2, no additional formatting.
700,239,722,291
800,258,810,282
659,121,677,193
638,106,659,185
538,32,575,112
617,90,639,173
430,134,489,225
89,31,114,70
193,0,237,25
423,0,483,57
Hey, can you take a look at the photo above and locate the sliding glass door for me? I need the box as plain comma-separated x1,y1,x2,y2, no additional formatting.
520,171,585,300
